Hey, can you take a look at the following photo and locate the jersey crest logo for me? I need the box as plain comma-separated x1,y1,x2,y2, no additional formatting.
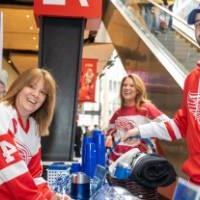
188,80,200,125
16,141,32,165
115,117,136,132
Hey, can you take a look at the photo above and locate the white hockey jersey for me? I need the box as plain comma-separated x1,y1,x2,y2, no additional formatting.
0,102,53,199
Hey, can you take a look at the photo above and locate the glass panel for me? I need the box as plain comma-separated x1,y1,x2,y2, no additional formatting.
116,0,200,74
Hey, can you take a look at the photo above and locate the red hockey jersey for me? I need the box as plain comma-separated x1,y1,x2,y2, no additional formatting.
0,103,53,199
107,103,169,163
139,62,200,184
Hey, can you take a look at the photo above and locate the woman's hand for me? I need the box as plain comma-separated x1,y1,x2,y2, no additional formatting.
121,128,140,142
51,193,72,200
125,138,140,146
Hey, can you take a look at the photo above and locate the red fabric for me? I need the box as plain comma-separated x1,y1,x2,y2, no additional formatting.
0,103,54,199
0,133,45,200
109,142,148,162
28,148,43,178
107,103,167,163
164,121,177,141
164,63,200,183
34,0,102,19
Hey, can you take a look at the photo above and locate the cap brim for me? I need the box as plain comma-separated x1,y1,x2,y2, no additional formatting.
188,9,200,25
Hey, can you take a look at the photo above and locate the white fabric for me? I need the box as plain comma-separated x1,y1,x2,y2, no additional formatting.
0,160,28,185
0,103,41,164
139,121,172,141
34,177,47,186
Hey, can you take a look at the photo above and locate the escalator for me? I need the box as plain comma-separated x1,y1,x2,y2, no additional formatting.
103,0,199,182
103,0,200,115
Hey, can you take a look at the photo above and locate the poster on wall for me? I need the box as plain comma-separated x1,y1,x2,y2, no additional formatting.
79,58,98,103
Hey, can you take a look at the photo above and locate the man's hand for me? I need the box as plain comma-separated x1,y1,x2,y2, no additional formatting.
51,193,72,200
121,128,140,142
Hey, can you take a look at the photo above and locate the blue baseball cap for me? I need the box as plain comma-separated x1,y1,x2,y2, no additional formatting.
188,5,200,25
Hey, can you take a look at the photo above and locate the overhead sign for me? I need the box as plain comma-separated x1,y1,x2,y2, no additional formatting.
34,0,102,19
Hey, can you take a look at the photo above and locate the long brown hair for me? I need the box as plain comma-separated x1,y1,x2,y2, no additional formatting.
1,68,56,136
120,74,150,109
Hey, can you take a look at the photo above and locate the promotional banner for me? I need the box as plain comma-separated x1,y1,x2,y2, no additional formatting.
79,58,97,103
34,0,102,19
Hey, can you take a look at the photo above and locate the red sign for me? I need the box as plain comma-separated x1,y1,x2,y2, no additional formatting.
79,58,97,103
34,0,102,19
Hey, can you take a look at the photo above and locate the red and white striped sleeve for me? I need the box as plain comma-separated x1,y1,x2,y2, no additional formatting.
106,111,118,136
0,104,54,200
138,104,185,141
138,118,183,141
138,76,190,141
0,132,46,200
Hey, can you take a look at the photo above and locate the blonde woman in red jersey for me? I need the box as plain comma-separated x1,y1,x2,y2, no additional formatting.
107,74,169,164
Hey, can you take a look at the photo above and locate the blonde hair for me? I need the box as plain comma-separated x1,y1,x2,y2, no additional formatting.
1,68,56,136
120,74,150,109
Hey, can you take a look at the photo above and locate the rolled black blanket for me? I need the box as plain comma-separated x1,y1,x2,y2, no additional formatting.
129,153,176,189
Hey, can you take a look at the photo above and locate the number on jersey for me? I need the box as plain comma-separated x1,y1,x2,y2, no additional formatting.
0,141,17,163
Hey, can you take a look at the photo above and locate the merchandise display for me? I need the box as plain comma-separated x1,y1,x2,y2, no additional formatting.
82,130,106,178
47,142,177,200
107,150,176,199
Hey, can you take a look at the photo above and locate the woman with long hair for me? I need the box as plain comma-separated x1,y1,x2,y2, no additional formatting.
0,68,70,200
107,74,169,164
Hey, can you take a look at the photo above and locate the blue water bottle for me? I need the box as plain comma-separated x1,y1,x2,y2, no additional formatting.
93,130,106,167
71,172,90,200
82,135,93,172
84,142,96,178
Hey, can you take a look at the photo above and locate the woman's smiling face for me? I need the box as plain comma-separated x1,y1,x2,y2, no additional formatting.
122,77,138,105
15,77,47,120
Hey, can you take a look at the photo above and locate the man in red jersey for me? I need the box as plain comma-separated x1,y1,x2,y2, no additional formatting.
122,5,200,186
